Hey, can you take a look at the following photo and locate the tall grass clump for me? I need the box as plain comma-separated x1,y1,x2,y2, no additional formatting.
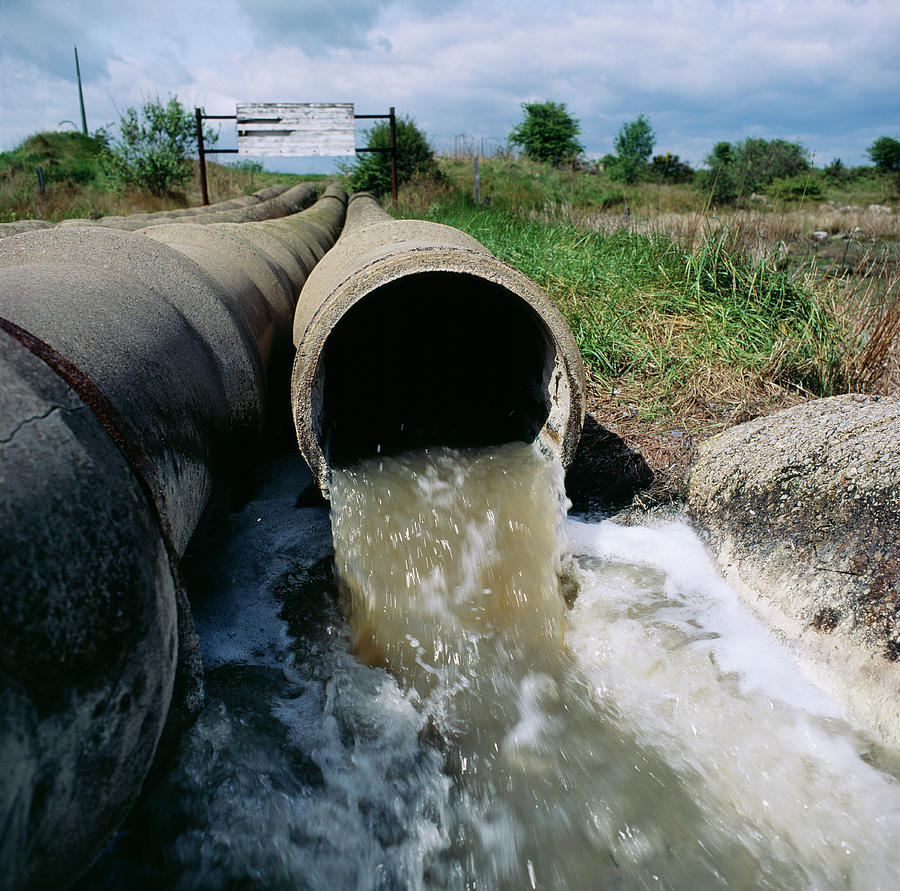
412,197,852,415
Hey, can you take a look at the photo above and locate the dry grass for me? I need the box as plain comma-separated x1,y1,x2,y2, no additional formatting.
395,173,456,217
541,204,900,253
509,201,900,501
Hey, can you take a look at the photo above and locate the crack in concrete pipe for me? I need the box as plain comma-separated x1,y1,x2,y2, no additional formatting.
0,184,347,891
291,192,586,497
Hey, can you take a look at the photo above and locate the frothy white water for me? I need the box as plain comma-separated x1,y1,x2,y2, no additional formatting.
566,518,900,889
77,446,899,890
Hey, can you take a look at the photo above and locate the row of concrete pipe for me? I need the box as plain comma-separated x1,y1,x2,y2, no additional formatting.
0,186,584,888
0,181,312,239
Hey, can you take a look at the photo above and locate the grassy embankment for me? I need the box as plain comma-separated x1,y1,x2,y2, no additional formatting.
391,157,900,497
0,130,328,223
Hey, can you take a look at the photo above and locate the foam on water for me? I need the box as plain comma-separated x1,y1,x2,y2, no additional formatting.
566,517,900,889
188,452,331,667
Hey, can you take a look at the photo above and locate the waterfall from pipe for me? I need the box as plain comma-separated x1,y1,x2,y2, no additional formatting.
328,442,900,888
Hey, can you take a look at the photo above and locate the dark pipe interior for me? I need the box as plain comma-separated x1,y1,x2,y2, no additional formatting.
319,272,553,466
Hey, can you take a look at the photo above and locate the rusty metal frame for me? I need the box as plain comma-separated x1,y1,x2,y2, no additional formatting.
354,107,397,204
195,109,239,205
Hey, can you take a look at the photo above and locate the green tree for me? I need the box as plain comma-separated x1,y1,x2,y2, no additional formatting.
735,137,810,189
697,137,810,204
508,101,583,166
109,95,215,196
697,141,740,203
344,115,441,196
648,152,694,184
611,114,656,183
867,136,900,172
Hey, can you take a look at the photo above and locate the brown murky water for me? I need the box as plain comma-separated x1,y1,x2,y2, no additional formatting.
329,442,900,888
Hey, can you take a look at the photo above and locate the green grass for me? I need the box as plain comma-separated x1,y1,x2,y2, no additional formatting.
439,157,628,212
0,131,110,185
402,195,851,411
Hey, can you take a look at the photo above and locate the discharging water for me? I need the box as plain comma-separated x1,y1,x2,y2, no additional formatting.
78,443,899,889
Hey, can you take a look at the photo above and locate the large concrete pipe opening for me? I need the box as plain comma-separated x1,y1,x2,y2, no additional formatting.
321,272,557,465
292,194,585,495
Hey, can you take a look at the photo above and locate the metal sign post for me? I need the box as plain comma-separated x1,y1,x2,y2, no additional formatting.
195,108,239,205
354,106,397,205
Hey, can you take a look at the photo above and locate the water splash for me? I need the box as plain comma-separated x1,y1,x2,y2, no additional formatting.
77,446,900,890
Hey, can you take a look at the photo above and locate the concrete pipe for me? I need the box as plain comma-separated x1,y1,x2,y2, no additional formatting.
0,220,55,239
3,185,294,238
291,192,585,497
55,183,313,232
0,185,347,889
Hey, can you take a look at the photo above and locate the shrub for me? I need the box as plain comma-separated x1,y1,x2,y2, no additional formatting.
697,137,811,204
766,174,824,202
343,115,441,196
824,158,849,181
108,95,215,196
648,153,694,184
227,158,264,173
508,101,584,167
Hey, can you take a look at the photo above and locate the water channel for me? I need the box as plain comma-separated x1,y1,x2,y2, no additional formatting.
78,443,899,889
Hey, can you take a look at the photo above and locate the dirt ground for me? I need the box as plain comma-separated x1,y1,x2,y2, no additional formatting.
564,383,813,515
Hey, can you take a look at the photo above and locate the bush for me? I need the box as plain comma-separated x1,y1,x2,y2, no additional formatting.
648,153,694,184
227,158,264,173
508,101,584,167
108,95,215,196
343,115,441,196
766,174,824,202
824,158,849,182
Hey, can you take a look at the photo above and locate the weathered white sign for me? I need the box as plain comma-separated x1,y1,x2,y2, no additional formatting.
236,103,355,156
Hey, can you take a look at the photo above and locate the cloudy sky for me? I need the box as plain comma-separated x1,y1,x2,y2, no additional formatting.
1,0,898,170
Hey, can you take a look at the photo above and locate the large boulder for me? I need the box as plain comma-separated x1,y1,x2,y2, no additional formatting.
687,394,899,747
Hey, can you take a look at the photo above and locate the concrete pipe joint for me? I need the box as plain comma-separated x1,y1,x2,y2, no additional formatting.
291,193,586,497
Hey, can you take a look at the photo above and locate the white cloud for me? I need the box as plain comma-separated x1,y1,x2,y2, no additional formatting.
1,0,898,166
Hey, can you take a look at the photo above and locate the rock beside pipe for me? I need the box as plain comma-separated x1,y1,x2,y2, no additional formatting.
688,393,900,749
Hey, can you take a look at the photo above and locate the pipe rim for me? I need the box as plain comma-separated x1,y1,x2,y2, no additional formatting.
292,244,585,496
